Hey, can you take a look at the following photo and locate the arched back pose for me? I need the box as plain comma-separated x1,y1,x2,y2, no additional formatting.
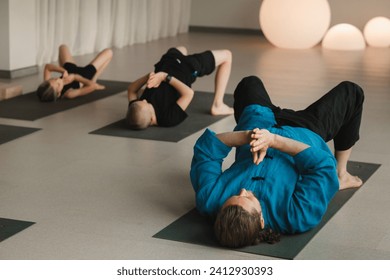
190,76,364,248
126,46,233,130
36,44,113,102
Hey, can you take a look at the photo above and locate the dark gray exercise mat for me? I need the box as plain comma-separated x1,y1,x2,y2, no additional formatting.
89,91,234,142
153,161,381,259
0,218,35,242
0,124,41,145
0,80,129,121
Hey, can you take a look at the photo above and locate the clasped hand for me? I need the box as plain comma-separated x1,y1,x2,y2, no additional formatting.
250,128,274,165
62,72,73,84
146,72,166,88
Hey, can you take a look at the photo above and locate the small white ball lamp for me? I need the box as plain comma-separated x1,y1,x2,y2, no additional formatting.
259,0,331,49
322,23,366,50
363,16,390,47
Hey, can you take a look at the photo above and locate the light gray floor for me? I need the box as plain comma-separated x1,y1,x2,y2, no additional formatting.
0,32,389,260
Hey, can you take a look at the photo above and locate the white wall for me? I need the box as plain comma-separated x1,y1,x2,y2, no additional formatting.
0,0,10,70
9,0,36,70
0,0,36,73
190,0,261,29
190,0,390,31
328,0,390,30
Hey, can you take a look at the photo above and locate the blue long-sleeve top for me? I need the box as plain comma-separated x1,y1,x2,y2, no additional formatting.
190,105,339,234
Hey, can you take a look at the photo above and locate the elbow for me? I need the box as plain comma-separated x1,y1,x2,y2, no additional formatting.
127,83,140,99
43,64,51,76
127,85,134,97
187,88,194,98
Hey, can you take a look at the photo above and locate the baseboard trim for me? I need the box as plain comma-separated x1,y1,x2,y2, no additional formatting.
189,25,263,36
0,65,38,79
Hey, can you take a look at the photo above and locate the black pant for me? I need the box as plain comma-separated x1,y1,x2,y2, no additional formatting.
233,76,364,151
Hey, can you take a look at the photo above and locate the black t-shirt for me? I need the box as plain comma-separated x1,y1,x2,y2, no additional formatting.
61,63,97,96
141,83,188,127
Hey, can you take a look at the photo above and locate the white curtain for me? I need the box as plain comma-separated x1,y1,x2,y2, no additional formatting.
36,0,191,65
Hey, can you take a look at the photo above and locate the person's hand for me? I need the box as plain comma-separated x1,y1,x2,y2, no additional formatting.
62,70,69,78
250,128,275,165
146,72,166,88
62,73,75,84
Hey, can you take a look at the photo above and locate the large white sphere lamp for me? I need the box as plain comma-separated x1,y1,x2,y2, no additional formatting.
363,16,390,47
259,0,331,49
322,23,366,50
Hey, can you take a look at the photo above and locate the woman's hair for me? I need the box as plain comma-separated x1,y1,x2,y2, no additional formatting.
36,81,56,102
126,101,151,130
214,205,280,248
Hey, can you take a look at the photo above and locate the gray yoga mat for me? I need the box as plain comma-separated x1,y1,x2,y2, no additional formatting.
89,91,234,142
0,80,129,121
0,218,35,242
153,161,381,259
0,124,41,145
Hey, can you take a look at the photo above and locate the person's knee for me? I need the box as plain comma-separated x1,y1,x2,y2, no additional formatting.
222,49,232,63
340,81,365,104
234,76,258,99
353,82,365,103
212,49,232,67
104,48,113,60
237,76,263,90
59,44,68,52
176,46,187,55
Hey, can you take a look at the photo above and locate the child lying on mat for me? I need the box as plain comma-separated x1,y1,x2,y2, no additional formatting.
36,44,112,102
126,46,233,130
190,76,364,248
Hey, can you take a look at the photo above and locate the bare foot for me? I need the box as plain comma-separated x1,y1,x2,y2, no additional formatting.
211,103,234,116
338,171,363,190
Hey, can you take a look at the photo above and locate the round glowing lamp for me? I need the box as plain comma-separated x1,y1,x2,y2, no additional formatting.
322,24,366,50
363,16,390,47
259,0,331,49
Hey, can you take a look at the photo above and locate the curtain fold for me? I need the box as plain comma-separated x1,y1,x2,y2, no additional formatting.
35,0,191,65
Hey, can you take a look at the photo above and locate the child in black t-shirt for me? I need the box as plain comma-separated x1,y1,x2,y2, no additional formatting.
126,46,233,130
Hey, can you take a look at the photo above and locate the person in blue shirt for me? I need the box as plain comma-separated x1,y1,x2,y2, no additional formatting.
190,76,364,248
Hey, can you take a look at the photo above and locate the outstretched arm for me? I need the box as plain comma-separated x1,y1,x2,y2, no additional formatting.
147,71,194,111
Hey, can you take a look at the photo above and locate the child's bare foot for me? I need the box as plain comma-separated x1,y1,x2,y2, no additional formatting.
211,103,234,115
338,171,363,190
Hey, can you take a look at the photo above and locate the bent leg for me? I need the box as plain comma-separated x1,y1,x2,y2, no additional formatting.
90,48,113,82
304,81,364,149
298,81,365,189
332,82,364,151
210,49,234,116
333,83,364,190
58,44,75,66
